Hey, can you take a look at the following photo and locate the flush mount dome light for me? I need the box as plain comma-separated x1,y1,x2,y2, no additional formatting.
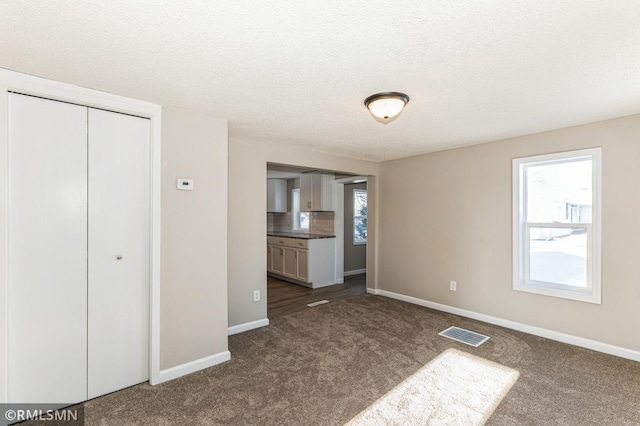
364,92,410,120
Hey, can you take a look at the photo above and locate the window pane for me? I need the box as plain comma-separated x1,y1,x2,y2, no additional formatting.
300,212,309,229
354,190,367,213
529,227,587,287
354,189,367,242
526,159,592,223
354,217,367,242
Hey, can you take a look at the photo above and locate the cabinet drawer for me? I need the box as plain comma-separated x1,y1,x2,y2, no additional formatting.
267,236,283,245
291,239,308,249
267,236,308,248
268,236,292,246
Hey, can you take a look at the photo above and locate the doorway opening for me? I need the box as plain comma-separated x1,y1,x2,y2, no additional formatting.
266,163,370,319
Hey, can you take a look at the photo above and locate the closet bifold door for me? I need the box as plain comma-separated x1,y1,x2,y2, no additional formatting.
87,108,150,399
7,93,88,404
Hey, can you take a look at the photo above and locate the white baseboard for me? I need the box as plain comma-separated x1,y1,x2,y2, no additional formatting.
336,278,344,284
154,350,231,384
373,289,640,363
228,318,270,336
344,268,367,277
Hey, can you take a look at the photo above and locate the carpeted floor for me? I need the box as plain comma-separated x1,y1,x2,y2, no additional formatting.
81,294,640,425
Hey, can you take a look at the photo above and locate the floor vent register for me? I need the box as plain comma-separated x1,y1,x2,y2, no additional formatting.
438,326,490,347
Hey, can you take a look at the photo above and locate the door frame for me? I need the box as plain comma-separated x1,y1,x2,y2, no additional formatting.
334,176,368,284
0,68,163,401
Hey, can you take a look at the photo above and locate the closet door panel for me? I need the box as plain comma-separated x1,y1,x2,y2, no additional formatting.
87,109,150,399
7,93,88,403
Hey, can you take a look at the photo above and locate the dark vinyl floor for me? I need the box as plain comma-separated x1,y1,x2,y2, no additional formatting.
267,273,366,318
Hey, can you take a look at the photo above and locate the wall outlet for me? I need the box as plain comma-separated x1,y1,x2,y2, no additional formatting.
253,290,260,302
450,281,457,291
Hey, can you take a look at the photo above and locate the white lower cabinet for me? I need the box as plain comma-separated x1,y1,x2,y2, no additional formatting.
267,236,335,288
271,245,284,275
283,247,299,279
297,250,309,282
267,245,273,273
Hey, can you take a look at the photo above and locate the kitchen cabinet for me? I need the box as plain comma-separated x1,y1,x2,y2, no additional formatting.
270,244,284,274
267,236,335,288
267,179,287,213
283,247,299,279
296,249,309,282
300,173,335,212
267,245,273,273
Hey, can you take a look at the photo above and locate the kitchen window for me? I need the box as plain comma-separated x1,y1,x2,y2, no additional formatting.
292,189,309,230
354,189,367,244
512,148,601,303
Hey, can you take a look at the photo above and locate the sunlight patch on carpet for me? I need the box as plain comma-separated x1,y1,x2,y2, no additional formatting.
345,348,519,426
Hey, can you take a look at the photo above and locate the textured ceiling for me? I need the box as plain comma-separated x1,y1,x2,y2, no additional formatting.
1,1,639,162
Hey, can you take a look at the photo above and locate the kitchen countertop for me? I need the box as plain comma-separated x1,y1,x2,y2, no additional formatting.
268,232,336,239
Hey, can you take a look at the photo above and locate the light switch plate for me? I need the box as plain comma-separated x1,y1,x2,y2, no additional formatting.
176,178,194,191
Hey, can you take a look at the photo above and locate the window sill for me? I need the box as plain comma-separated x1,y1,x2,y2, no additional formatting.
513,282,601,304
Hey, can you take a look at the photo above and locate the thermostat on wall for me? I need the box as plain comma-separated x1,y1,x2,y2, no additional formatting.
176,178,194,191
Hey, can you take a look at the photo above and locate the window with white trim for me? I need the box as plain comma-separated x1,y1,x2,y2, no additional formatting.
353,189,367,244
292,189,309,231
512,148,601,304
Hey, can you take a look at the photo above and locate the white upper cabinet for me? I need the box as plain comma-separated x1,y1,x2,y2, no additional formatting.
267,179,287,212
300,173,335,212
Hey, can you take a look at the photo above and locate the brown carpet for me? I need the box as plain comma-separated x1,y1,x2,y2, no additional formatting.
346,348,519,425
80,294,639,425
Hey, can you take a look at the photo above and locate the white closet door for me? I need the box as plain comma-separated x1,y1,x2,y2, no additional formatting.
87,109,150,399
7,93,88,404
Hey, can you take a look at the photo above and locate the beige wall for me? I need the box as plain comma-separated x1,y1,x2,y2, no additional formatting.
378,114,640,352
161,107,229,369
228,138,379,327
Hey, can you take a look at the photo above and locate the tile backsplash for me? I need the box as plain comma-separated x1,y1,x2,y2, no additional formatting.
267,211,335,236
309,211,334,235
268,212,292,233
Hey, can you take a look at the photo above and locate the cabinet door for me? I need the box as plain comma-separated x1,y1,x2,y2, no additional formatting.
272,246,284,274
301,173,330,211
267,179,275,212
310,174,323,211
283,247,297,278
300,174,313,211
296,249,309,282
267,179,287,212
87,109,150,399
267,245,273,272
7,93,88,404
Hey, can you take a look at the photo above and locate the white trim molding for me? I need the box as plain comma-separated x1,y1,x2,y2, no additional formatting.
345,268,367,277
155,351,231,384
373,289,640,363
0,68,162,398
228,318,270,336
512,148,602,304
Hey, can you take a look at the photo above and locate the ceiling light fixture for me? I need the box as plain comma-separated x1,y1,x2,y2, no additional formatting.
364,92,410,120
